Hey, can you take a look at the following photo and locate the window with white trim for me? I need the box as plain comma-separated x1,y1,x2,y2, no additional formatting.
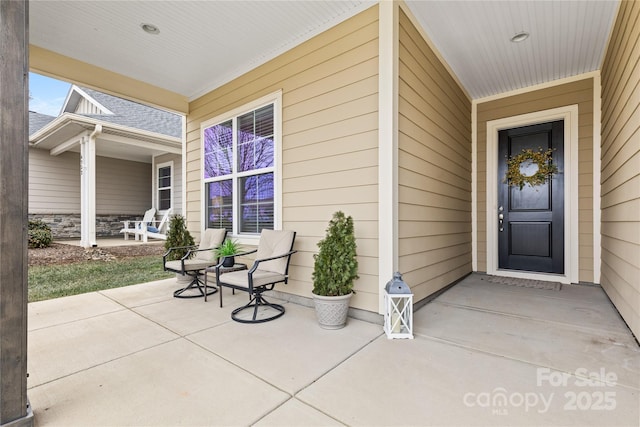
202,97,279,236
157,162,172,211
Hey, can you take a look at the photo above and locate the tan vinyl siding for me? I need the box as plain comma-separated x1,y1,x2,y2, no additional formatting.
186,6,380,311
600,0,640,337
96,157,151,215
29,148,151,216
29,148,80,213
477,78,595,282
398,10,472,302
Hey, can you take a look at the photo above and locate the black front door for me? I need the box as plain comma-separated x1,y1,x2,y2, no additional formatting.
498,121,564,274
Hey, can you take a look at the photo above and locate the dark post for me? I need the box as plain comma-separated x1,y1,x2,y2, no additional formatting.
0,0,33,426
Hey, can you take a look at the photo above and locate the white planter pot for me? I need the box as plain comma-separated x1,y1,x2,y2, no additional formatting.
312,293,352,329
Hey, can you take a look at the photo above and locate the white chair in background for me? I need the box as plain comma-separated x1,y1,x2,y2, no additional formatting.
138,208,173,242
120,208,156,241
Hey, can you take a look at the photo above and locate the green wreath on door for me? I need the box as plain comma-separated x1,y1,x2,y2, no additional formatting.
504,148,558,190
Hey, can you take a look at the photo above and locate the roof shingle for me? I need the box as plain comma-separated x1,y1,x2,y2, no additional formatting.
29,111,57,134
76,87,182,138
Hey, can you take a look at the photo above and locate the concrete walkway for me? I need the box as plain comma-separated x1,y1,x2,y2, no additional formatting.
27,273,639,426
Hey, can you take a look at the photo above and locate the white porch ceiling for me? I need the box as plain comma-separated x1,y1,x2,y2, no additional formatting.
404,0,619,100
29,1,620,102
30,0,376,101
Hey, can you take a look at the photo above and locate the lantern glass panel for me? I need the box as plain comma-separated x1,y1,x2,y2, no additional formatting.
384,291,414,339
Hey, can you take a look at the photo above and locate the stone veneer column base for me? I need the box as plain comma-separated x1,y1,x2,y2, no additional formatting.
28,214,142,239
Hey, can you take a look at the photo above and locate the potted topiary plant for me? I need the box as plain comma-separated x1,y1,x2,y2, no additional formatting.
214,238,242,267
164,215,195,282
164,214,195,260
312,211,359,329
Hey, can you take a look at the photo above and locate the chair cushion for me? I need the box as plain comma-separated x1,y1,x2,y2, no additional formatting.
255,229,295,274
165,259,213,273
194,228,227,262
220,269,285,289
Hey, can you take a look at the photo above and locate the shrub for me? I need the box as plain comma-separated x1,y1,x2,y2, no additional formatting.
312,211,359,296
28,219,52,248
164,215,195,261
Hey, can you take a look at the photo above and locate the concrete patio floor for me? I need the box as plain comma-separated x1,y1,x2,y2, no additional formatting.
27,273,639,426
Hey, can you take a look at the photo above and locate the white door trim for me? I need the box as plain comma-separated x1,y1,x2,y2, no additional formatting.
486,105,579,284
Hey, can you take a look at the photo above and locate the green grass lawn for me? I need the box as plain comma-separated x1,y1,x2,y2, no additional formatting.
28,255,174,302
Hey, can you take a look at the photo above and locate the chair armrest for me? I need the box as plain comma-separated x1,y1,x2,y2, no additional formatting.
233,248,258,258
164,245,197,253
163,245,197,263
182,247,216,261
213,248,257,270
121,220,141,230
214,248,258,277
249,250,297,274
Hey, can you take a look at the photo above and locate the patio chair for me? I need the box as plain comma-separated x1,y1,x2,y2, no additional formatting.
120,208,156,241
138,208,172,242
215,229,296,323
163,228,227,298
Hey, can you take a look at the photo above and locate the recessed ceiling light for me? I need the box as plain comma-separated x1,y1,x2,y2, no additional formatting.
141,23,160,35
510,31,529,43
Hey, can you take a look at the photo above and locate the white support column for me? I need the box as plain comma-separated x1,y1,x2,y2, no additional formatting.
378,0,399,314
181,115,187,219
471,101,478,271
80,125,100,248
80,136,90,247
593,74,602,284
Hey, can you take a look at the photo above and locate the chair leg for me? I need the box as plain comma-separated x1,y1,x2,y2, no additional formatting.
230,291,284,323
173,270,217,299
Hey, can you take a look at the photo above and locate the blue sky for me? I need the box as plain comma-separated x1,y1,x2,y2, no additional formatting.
29,73,71,116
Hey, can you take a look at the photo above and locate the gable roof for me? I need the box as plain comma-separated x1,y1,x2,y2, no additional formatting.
60,86,182,138
29,86,182,164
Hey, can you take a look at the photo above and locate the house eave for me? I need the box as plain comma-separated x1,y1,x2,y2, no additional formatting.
30,113,182,163
30,112,181,150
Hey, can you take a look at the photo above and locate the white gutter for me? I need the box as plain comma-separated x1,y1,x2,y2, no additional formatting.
89,123,102,146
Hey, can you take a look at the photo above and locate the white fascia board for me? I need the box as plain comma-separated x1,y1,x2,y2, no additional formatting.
55,113,179,143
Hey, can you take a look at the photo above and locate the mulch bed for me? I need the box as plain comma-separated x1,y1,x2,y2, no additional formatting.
28,242,166,267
